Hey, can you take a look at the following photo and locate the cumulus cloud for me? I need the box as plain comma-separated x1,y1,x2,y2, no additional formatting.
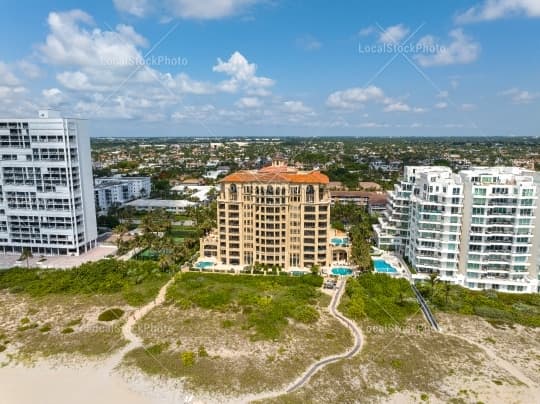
383,102,411,112
281,100,313,114
114,0,262,20
499,87,539,103
326,86,386,109
456,0,540,23
213,51,274,94
435,102,449,109
378,24,410,44
415,29,480,67
235,96,262,108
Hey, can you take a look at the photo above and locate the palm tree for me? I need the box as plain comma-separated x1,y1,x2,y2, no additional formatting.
429,272,439,298
113,223,129,250
19,248,33,269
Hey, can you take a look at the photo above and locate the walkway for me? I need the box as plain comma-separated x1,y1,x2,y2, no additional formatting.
411,283,440,331
252,278,363,401
103,275,176,372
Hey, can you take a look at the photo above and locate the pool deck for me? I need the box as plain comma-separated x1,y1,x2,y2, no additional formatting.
372,252,410,279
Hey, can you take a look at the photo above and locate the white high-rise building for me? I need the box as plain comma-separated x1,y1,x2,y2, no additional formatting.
406,167,463,283
375,166,540,293
0,110,97,256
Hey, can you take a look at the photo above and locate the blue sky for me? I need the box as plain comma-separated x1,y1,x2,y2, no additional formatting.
0,0,539,137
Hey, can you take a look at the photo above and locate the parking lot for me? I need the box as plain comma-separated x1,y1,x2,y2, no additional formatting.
0,244,117,270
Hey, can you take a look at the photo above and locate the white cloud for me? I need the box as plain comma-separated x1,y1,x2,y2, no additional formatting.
213,51,274,94
435,102,449,109
378,24,410,44
296,35,322,51
415,29,480,67
113,0,151,17
499,87,539,103
42,88,65,106
461,103,477,110
384,102,411,112
0,62,20,86
17,60,42,79
281,100,313,114
358,26,375,36
326,86,386,109
456,0,540,23
235,97,262,108
114,0,262,20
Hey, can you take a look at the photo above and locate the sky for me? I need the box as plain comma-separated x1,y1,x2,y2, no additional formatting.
0,0,539,137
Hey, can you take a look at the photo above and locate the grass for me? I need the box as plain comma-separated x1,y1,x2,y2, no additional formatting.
0,259,170,307
98,308,125,322
339,273,419,325
166,272,323,340
421,283,540,327
123,273,353,395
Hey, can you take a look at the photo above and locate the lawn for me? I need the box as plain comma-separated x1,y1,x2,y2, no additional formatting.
170,225,198,243
421,282,540,327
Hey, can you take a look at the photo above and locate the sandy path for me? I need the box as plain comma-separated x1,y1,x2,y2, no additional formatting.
249,278,363,402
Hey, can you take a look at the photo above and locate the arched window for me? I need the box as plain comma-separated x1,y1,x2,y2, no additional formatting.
267,185,273,195
230,184,237,193
306,185,315,202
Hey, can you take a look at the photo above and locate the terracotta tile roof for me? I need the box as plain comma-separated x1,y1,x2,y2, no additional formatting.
221,170,329,184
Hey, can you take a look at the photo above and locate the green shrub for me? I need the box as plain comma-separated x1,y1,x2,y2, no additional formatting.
181,351,195,367
340,274,417,325
66,318,82,327
198,345,208,357
20,317,30,325
39,324,52,333
0,345,6,352
0,260,168,306
291,305,319,323
166,272,323,340
98,308,125,322
221,319,234,328
18,323,38,332
146,343,167,355
61,327,74,334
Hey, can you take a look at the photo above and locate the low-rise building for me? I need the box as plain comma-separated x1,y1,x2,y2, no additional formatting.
94,176,151,212
123,199,195,213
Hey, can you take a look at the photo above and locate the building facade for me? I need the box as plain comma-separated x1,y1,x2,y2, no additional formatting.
94,176,151,212
375,166,540,293
0,110,97,256
200,159,333,270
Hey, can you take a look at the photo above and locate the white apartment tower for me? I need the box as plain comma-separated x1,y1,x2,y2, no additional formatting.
0,110,97,256
375,166,540,293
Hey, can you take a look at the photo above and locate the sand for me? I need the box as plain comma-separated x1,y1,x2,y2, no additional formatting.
0,360,198,404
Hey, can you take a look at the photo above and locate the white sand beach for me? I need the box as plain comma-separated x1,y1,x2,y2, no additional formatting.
0,361,196,404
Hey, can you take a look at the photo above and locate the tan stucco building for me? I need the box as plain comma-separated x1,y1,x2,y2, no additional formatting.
200,158,350,271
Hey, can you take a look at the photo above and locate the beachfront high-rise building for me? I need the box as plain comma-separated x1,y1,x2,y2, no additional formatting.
200,157,335,270
0,110,97,256
375,166,540,293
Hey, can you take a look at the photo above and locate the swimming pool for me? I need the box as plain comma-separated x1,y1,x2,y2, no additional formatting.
373,259,398,274
195,261,214,269
330,237,349,246
331,267,353,276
